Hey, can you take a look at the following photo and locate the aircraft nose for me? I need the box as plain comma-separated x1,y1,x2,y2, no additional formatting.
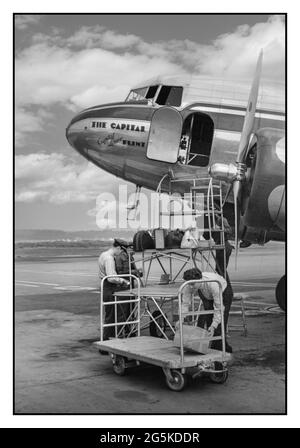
65,115,90,154
65,123,71,144
66,102,153,154
65,122,73,147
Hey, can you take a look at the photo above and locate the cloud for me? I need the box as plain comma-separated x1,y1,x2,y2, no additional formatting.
135,16,285,79
13,13,286,154
65,25,141,50
15,15,41,30
15,43,185,110
69,85,129,110
15,108,43,146
15,15,285,114
199,15,285,79
27,16,285,78
15,152,119,204
15,107,53,146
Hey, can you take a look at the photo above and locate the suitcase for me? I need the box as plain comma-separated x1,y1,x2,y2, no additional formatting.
174,325,210,354
133,230,155,252
154,228,167,249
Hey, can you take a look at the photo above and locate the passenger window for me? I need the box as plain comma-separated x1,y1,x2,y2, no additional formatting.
156,86,183,107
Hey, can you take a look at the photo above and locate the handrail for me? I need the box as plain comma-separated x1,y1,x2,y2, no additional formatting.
100,274,141,341
156,173,171,193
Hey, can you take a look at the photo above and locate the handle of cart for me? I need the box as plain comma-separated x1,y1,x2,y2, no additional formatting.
100,274,141,341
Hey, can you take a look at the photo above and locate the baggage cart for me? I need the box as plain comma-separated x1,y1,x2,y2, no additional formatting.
94,275,231,391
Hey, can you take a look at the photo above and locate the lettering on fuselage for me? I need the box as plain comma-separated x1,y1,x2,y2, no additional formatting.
97,134,145,148
122,140,145,147
91,120,145,132
91,121,107,129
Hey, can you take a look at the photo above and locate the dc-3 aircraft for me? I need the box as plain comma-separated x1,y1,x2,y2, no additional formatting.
66,52,286,310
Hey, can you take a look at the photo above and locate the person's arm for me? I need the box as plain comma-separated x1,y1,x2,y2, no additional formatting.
209,283,222,331
181,284,193,317
105,256,129,285
130,253,138,272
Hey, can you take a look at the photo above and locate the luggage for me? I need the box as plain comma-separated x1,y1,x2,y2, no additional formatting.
133,230,155,252
165,229,184,248
173,325,210,354
154,228,167,250
180,228,200,248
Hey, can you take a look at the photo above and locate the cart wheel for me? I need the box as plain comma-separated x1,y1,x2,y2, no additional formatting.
149,310,167,338
112,355,126,376
209,361,228,384
165,370,187,392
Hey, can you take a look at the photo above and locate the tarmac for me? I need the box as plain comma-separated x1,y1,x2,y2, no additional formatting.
14,242,286,414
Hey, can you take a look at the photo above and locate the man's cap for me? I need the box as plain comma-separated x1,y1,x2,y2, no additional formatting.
113,238,131,248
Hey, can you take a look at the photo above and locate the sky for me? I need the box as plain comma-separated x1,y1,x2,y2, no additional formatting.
14,14,285,231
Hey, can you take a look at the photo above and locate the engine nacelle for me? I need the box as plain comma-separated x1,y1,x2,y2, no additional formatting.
243,128,285,234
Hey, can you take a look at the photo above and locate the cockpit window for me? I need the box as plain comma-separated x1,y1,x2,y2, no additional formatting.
156,86,183,106
126,87,148,102
126,84,183,106
145,85,159,99
126,85,159,102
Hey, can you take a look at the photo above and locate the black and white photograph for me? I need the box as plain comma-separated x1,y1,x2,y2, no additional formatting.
13,12,286,416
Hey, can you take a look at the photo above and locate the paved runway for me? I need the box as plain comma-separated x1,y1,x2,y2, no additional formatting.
14,242,286,414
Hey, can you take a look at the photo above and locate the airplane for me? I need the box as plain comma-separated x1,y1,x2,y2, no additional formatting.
66,52,286,310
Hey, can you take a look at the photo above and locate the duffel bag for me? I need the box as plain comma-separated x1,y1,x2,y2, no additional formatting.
165,229,184,248
133,230,155,252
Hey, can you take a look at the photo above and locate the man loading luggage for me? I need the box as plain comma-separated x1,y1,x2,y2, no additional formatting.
213,215,233,276
114,239,142,335
211,215,234,351
202,214,234,349
98,239,131,344
181,268,232,353
114,239,141,286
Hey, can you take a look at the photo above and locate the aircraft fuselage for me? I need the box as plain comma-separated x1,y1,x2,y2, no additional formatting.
66,100,284,193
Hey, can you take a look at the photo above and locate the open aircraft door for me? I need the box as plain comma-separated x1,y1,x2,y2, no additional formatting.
147,107,182,163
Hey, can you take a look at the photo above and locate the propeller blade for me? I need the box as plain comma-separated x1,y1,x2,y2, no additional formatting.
232,51,263,268
209,52,263,269
237,50,263,163
222,183,232,207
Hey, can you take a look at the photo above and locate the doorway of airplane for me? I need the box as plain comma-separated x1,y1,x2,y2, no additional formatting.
179,112,214,167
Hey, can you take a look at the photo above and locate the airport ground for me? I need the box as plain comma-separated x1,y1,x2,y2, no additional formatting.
14,242,285,414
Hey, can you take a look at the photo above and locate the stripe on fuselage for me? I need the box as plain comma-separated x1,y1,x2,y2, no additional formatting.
190,104,285,131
